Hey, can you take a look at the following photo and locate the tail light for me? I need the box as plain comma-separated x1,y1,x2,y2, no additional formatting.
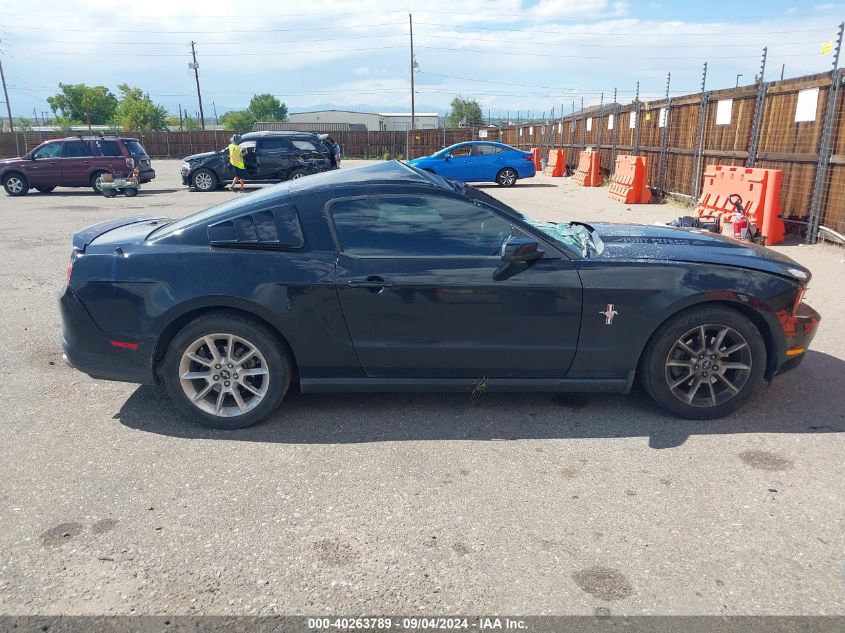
524,154,534,161
66,249,80,285
792,286,806,315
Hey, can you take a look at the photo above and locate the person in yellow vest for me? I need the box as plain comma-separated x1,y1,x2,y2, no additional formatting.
228,135,246,192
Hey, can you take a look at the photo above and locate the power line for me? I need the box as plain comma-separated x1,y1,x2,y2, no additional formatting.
5,21,406,34
415,21,833,36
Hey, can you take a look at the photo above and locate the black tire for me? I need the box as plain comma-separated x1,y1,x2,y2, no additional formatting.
162,312,292,430
496,167,518,187
124,188,138,197
35,186,56,193
3,172,29,196
640,305,766,419
102,189,117,198
288,168,307,181
191,168,218,192
90,171,108,193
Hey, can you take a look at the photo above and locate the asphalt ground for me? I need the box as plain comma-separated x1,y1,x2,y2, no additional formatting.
0,160,843,616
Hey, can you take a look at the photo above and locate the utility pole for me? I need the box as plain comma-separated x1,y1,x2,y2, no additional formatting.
409,13,415,131
807,21,844,243
189,41,206,130
736,74,743,87
0,59,19,154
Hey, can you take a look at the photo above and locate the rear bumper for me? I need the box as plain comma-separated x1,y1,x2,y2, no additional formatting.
774,301,821,376
59,285,158,385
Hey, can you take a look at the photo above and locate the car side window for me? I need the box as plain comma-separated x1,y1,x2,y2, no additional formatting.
291,139,317,151
32,142,64,159
64,140,93,157
477,145,503,156
95,140,123,156
449,145,473,158
330,195,515,257
258,138,292,152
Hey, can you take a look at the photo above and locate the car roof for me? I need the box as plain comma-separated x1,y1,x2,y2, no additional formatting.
240,131,318,139
44,136,137,142
289,160,438,193
440,141,514,151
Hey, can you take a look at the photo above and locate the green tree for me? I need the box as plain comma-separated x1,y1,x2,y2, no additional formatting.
248,93,287,121
447,97,484,127
47,83,117,124
112,84,167,131
52,114,76,134
220,109,258,133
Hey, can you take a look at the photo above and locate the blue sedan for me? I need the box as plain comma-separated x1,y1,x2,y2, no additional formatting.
406,141,536,187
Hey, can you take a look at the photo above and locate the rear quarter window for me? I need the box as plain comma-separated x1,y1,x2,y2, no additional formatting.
123,140,147,157
291,140,317,151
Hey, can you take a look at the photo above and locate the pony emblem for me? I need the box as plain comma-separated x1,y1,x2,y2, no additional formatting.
599,304,619,326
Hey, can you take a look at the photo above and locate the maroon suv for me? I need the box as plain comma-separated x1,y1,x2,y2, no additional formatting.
0,136,155,196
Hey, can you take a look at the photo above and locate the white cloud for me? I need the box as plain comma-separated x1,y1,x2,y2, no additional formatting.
1,0,842,117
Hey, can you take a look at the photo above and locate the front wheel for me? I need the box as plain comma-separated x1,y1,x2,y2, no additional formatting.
640,305,766,419
288,168,307,180
496,167,518,187
162,313,291,429
3,173,29,196
124,187,138,197
192,168,218,192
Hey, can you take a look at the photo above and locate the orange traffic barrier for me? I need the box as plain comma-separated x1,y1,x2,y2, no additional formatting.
531,147,542,171
572,149,602,187
695,165,785,245
543,149,565,177
608,155,652,204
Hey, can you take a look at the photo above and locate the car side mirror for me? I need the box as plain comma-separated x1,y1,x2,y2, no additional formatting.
501,236,544,263
29,154,36,160
443,153,452,161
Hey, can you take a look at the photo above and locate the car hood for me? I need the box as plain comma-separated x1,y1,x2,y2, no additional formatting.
586,222,809,281
183,149,225,162
0,157,23,166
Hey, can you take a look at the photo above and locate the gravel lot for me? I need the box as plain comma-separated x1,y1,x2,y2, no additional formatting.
0,160,843,616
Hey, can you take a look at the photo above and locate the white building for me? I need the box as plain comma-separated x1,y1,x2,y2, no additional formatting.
285,110,439,132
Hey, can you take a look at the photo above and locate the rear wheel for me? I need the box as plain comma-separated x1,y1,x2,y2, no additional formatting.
640,305,766,419
288,168,307,180
496,167,518,187
124,187,138,197
3,173,29,196
90,171,108,193
162,313,291,429
102,189,117,198
192,168,218,192
35,186,56,193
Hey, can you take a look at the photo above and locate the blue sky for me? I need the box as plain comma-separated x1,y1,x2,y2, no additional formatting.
1,0,843,120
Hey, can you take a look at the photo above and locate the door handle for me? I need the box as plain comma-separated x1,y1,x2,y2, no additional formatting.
347,276,394,289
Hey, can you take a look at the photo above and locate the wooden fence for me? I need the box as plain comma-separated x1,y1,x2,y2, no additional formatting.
502,71,845,236
0,69,841,234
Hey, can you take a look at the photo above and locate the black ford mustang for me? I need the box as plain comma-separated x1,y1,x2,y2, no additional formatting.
60,161,820,429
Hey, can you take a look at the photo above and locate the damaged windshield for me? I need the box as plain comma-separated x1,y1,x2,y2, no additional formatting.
463,186,604,257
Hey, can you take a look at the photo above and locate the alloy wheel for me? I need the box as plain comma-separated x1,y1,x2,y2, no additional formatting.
178,333,270,417
498,169,516,186
664,324,752,408
194,172,214,191
6,177,24,194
